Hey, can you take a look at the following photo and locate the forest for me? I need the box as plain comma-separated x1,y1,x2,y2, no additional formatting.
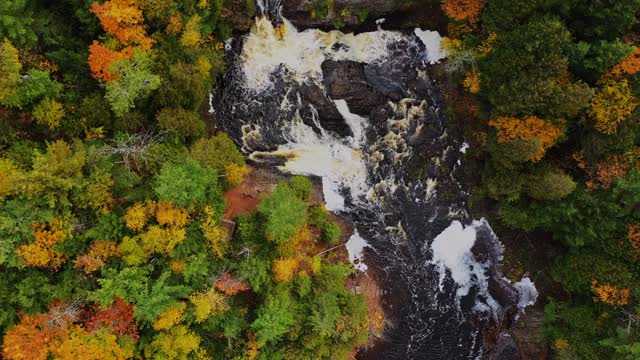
2,0,640,359
443,0,640,358
0,1,367,359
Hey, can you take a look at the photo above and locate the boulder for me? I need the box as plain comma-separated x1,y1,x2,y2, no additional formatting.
299,83,353,137
322,60,386,115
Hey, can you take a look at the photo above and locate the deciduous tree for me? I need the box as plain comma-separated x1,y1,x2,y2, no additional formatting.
258,183,308,243
88,42,133,82
215,272,250,295
590,79,638,134
32,97,64,129
189,288,228,323
83,298,138,342
16,219,70,270
441,0,485,22
144,325,202,360
0,39,21,103
488,116,562,161
90,0,153,49
104,50,161,117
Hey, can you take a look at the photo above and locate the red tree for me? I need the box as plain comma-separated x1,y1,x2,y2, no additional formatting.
215,272,250,295
83,298,139,342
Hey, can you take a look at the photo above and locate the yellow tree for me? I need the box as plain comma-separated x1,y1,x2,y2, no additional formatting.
189,288,228,323
153,302,186,330
200,206,228,258
51,328,134,360
180,15,202,48
590,79,638,134
272,258,299,284
144,325,204,360
0,39,21,103
32,98,64,129
16,219,71,270
0,159,23,201
488,115,563,161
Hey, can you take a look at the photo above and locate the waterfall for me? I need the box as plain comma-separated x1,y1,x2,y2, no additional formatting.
214,7,536,359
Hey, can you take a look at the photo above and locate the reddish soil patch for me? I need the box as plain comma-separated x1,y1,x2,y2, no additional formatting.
223,166,282,219
224,181,261,218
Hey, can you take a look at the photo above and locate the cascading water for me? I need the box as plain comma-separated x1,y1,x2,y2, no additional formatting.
213,7,537,359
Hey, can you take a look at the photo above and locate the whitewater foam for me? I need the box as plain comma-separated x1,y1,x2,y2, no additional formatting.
430,220,487,298
241,18,441,92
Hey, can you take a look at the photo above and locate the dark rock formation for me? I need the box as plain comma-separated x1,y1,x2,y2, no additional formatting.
300,82,353,137
282,0,447,33
483,334,522,360
322,60,386,115
282,0,408,30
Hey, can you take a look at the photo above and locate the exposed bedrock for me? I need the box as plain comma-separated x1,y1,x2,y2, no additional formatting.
321,60,387,115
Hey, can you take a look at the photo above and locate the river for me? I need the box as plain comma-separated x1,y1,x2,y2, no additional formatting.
213,4,537,359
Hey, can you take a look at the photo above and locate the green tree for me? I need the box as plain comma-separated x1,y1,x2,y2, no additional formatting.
252,286,296,346
480,16,593,118
3,69,63,107
154,158,223,211
156,62,207,111
0,0,36,45
105,50,161,117
288,176,312,201
258,183,308,243
526,168,576,201
156,107,205,143
24,140,86,208
90,268,189,323
568,40,635,82
563,0,640,41
189,133,245,173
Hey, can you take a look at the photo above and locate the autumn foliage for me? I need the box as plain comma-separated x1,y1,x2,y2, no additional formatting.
627,224,640,256
88,0,152,82
88,41,133,82
441,0,486,22
215,272,250,296
590,79,638,134
16,219,70,270
273,258,299,284
152,302,186,330
586,155,631,190
189,288,228,323
489,116,563,161
83,298,139,342
3,303,135,360
90,0,153,49
591,279,631,307
2,314,63,360
605,47,640,80
75,240,121,273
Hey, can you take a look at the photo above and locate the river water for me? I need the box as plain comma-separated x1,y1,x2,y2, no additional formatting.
213,8,537,359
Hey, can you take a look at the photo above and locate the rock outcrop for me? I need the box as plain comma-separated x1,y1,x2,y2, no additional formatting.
322,60,387,115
